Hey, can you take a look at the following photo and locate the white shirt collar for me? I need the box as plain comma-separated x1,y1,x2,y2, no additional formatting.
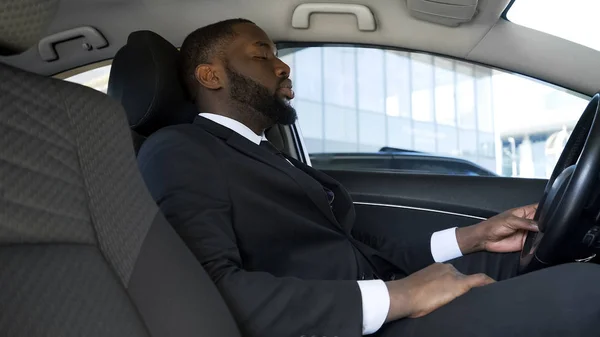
199,113,267,145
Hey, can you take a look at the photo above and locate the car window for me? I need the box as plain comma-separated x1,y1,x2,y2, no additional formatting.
61,62,112,93
279,46,588,178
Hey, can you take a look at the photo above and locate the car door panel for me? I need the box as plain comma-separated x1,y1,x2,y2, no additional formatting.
322,170,546,239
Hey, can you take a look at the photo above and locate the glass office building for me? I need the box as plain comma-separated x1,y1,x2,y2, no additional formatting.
281,46,587,177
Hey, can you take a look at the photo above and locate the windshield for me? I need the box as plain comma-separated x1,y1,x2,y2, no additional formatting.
507,0,600,51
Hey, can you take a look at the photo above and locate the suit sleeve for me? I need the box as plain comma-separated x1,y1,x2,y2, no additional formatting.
137,131,364,337
351,226,435,275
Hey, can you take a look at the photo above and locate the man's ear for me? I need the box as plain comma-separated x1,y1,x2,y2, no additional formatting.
194,64,223,90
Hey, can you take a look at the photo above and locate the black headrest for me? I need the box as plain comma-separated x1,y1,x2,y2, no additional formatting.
108,30,197,137
0,0,59,56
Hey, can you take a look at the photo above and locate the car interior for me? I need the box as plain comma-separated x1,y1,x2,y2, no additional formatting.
2,0,600,335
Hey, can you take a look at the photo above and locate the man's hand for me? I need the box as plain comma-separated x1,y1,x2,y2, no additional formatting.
385,263,495,322
456,204,539,255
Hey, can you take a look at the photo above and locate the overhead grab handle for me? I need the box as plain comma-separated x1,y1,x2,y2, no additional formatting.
38,26,108,62
291,3,377,31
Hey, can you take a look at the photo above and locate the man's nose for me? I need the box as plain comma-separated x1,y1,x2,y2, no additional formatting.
274,58,291,78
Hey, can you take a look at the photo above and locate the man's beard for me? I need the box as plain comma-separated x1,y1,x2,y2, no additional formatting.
226,66,297,126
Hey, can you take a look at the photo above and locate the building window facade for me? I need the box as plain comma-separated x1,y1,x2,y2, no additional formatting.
280,46,588,178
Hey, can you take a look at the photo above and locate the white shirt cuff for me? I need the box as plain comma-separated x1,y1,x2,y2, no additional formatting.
430,227,463,262
357,280,389,335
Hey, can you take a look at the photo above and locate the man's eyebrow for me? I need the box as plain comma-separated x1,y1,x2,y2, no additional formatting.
254,40,278,56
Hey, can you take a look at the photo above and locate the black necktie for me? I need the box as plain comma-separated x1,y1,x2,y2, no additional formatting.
259,140,335,206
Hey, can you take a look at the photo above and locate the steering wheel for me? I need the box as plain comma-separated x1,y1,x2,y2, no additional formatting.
519,93,600,274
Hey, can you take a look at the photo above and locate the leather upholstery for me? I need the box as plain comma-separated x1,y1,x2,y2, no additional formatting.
108,30,197,137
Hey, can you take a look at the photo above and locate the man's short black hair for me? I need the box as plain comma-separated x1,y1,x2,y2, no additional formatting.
180,18,255,101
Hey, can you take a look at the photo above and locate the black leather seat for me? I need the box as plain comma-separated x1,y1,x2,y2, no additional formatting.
0,1,241,336
107,30,198,153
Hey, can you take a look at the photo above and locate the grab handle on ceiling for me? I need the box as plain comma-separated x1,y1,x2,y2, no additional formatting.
38,26,108,62
291,3,377,31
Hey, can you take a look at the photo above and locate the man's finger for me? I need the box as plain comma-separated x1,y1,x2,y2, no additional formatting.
513,217,539,230
513,203,538,219
509,217,539,231
464,273,496,288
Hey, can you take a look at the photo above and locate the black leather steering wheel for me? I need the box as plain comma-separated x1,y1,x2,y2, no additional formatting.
519,93,600,274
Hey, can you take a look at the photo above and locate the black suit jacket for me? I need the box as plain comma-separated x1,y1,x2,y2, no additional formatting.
137,116,435,337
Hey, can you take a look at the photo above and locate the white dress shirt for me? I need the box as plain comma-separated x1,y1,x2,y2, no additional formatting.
199,113,463,335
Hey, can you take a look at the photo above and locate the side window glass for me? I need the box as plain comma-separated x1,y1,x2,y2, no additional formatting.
280,46,588,178
59,63,112,93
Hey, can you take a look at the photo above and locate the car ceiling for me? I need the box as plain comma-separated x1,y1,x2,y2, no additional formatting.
1,0,599,96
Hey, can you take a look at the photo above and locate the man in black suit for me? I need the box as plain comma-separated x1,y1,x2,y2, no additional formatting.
137,19,600,337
